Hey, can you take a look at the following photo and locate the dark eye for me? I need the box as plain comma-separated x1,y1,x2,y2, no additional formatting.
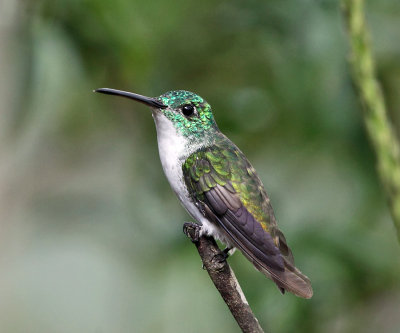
182,104,195,117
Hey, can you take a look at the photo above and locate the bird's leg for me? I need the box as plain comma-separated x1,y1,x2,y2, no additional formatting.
183,222,207,269
213,246,238,263
211,247,231,264
183,222,231,265
183,222,202,243
223,247,233,257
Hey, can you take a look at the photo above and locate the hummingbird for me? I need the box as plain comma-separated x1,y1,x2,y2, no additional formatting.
95,88,313,298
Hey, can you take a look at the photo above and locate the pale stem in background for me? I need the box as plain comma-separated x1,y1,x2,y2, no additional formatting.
341,0,400,241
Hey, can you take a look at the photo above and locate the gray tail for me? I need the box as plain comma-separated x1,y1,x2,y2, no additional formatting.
253,259,313,298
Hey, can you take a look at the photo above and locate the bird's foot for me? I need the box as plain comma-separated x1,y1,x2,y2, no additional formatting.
222,247,233,258
212,253,228,264
212,247,231,264
183,222,202,243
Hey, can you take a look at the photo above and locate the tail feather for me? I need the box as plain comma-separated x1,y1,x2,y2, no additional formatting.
270,227,313,298
251,256,313,299
271,267,313,299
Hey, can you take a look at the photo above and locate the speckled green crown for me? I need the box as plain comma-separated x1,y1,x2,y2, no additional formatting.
156,90,218,138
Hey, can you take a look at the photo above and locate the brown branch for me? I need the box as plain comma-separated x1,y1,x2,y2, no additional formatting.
183,222,265,333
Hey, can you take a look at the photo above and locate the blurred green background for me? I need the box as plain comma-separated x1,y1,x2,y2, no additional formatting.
1,0,400,332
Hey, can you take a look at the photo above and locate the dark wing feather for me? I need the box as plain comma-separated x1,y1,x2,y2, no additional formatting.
183,136,313,298
205,186,284,271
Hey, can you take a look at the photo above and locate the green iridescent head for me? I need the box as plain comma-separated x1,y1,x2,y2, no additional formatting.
95,88,218,137
156,90,217,136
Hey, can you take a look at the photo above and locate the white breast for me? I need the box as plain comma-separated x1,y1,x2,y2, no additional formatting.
152,111,188,203
152,111,225,242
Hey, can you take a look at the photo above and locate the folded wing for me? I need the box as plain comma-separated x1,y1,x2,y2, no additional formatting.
183,137,313,298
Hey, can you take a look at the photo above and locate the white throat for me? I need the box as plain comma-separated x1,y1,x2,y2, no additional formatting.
151,110,231,245
152,111,193,202
152,111,190,164
152,110,202,213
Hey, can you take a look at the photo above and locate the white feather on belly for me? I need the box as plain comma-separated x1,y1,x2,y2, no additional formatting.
152,111,231,245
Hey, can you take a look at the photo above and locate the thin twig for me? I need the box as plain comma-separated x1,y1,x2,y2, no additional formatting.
183,222,265,333
341,0,400,241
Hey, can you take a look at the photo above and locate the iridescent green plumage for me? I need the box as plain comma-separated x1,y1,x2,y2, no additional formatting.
183,134,272,232
183,133,312,297
182,133,290,255
157,90,217,137
95,87,312,298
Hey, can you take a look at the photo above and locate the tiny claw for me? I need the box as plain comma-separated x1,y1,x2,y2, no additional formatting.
183,222,201,243
222,247,233,258
212,251,229,264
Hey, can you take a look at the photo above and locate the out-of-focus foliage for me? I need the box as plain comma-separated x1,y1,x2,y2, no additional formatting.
0,0,399,332
342,0,400,241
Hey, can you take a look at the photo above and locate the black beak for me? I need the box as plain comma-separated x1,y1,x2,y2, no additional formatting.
94,88,166,109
